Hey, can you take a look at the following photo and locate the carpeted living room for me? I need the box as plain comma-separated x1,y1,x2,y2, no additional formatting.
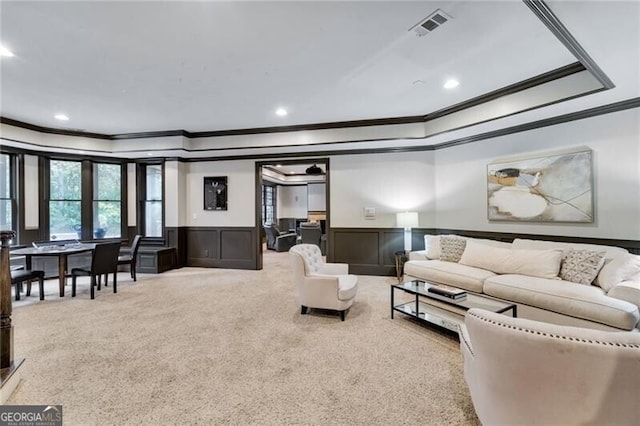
1,1,640,424
7,250,479,425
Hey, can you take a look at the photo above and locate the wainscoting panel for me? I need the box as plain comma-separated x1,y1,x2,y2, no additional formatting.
330,228,404,276
186,227,258,270
165,227,187,268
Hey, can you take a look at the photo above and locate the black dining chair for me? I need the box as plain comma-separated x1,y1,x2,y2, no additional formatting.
11,269,45,301
117,235,142,282
71,241,121,299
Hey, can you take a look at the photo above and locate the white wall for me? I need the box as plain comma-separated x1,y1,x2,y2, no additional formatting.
165,161,187,227
434,108,640,239
278,185,308,218
185,160,255,227
330,151,436,228
307,183,326,211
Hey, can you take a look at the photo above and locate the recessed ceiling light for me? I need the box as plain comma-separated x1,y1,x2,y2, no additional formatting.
0,45,14,57
54,114,69,121
275,108,287,117
443,79,459,89
275,164,282,168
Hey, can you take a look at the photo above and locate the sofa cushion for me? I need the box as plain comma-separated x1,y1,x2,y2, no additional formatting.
440,236,467,262
512,238,628,259
459,241,563,279
595,253,640,292
484,274,640,330
404,260,495,293
559,249,606,285
423,235,442,259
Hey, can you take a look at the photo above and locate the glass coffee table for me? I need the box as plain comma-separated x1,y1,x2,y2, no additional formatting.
391,280,517,333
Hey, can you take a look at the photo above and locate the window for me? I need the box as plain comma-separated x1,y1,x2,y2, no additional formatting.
49,159,82,240
93,163,122,239
144,164,163,237
0,153,14,232
262,184,276,225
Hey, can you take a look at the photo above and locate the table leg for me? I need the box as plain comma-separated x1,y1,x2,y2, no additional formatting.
58,254,67,297
390,286,394,319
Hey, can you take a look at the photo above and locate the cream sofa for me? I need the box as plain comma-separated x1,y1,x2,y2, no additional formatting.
404,235,640,331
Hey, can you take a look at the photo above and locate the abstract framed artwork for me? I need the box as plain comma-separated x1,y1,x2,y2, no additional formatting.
487,148,593,222
204,176,228,210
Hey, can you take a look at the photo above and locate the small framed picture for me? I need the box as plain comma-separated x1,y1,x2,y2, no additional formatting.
204,176,228,210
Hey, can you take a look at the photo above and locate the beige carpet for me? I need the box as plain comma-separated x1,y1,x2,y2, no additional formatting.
8,250,480,425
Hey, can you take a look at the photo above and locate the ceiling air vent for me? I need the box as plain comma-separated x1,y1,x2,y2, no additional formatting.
410,9,452,37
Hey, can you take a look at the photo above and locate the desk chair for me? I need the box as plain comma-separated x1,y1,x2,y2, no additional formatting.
11,269,45,301
71,241,121,299
300,222,326,255
117,235,142,281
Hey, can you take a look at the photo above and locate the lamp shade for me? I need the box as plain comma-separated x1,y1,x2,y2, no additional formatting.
396,211,419,228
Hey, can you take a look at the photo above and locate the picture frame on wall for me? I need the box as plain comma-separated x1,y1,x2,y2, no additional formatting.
487,148,593,223
204,176,228,210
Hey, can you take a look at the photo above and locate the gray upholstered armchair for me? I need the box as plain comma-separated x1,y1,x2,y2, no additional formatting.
289,244,357,321
264,223,297,252
460,308,640,426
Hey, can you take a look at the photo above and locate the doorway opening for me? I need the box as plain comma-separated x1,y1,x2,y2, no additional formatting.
255,159,329,270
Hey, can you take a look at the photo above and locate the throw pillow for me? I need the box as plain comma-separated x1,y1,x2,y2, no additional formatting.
595,253,640,291
459,241,563,279
424,235,441,259
559,249,606,285
440,236,466,262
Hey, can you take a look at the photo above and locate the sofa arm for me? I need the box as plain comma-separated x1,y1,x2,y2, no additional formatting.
608,279,640,309
459,322,474,358
317,263,349,275
409,250,428,261
301,275,340,303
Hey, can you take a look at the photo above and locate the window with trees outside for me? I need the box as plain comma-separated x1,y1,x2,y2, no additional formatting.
0,154,14,232
262,184,275,225
93,163,121,239
145,164,163,237
49,159,82,241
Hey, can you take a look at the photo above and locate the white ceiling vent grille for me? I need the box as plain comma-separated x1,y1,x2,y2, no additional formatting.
410,9,452,37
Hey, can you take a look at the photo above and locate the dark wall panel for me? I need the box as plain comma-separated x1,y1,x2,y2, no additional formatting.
186,226,257,270
331,228,404,276
166,226,187,268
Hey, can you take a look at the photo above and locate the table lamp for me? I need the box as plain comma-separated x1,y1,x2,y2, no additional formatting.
396,211,419,253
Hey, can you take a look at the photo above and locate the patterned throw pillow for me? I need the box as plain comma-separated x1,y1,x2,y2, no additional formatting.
560,249,606,285
440,236,467,263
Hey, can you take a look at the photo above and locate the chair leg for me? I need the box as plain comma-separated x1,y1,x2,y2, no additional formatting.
301,305,308,315
340,310,345,321
71,274,77,297
104,273,108,287
14,282,21,301
131,263,136,282
90,275,95,299
39,276,44,301
97,274,102,291
113,271,117,294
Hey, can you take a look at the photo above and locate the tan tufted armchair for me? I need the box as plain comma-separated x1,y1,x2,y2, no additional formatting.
289,244,358,321
460,308,640,426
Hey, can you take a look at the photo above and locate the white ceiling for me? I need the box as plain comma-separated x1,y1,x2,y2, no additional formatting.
0,1,638,153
